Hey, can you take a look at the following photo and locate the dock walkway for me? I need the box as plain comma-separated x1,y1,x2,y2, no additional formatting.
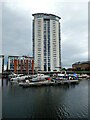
21,80,79,87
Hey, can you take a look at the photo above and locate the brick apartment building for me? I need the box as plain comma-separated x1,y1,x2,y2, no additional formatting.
72,61,90,70
7,56,34,74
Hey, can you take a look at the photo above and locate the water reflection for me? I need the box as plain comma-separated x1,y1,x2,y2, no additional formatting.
2,79,9,87
0,78,2,119
2,78,88,119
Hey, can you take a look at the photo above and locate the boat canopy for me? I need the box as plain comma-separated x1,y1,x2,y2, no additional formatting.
71,74,77,77
58,73,65,77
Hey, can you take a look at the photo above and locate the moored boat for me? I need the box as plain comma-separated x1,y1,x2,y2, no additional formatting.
78,74,89,79
53,74,78,80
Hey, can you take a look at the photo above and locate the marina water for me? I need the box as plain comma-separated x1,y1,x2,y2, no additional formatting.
2,78,88,119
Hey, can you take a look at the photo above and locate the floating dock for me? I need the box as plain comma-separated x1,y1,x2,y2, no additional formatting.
21,80,79,87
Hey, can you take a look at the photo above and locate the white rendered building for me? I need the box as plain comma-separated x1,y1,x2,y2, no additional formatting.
32,13,61,72
0,55,4,74
0,57,2,74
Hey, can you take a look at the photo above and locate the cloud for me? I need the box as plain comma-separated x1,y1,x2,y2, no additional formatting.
1,1,88,68
2,3,32,57
56,2,88,67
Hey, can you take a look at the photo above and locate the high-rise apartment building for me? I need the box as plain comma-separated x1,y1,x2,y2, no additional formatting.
32,13,61,72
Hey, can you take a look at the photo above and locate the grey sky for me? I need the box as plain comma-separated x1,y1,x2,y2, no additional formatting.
1,0,88,68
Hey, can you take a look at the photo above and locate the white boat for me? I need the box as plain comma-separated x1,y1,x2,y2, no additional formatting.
19,79,49,86
10,74,49,82
10,75,31,81
31,74,49,81
78,74,89,79
18,74,50,86
8,72,18,78
9,72,24,78
52,73,78,81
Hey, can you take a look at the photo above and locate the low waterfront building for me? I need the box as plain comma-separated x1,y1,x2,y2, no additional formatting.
72,61,90,70
0,55,4,74
7,56,34,74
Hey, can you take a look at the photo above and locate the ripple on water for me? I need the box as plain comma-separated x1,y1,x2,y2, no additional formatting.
2,79,88,119
79,104,88,118
56,104,70,119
